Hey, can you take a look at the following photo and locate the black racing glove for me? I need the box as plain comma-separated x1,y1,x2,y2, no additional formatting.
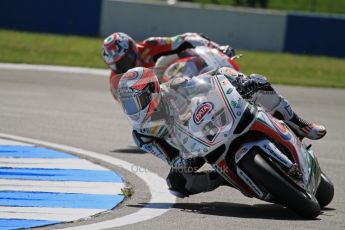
241,78,259,93
236,75,272,99
218,45,236,57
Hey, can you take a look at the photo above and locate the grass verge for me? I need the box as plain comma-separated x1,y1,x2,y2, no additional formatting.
0,29,344,88
0,29,105,68
180,0,345,15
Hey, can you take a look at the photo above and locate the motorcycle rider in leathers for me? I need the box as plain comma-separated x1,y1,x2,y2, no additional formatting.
101,32,237,100
117,66,327,198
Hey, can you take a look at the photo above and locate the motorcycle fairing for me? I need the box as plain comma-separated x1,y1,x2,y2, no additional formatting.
193,46,235,71
250,110,321,194
168,74,250,158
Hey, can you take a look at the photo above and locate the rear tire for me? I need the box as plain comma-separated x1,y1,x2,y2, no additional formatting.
240,149,320,219
315,172,334,208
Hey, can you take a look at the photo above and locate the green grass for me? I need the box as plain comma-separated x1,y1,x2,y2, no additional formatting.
0,29,105,68
0,29,344,88
267,0,345,15
236,50,345,88
181,0,345,15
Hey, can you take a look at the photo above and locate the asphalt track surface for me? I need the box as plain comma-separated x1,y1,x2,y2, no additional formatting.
0,66,345,229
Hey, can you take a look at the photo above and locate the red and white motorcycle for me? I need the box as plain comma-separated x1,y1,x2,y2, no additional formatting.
156,46,240,83
162,67,334,219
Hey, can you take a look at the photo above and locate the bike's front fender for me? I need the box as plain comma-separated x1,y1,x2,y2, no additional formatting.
240,111,322,196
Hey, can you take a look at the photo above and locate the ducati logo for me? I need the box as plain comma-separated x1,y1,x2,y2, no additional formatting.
193,102,214,124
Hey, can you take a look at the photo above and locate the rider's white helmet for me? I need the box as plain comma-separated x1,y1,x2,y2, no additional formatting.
118,67,161,125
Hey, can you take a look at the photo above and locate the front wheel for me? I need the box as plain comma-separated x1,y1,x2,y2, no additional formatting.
240,149,320,219
315,172,334,208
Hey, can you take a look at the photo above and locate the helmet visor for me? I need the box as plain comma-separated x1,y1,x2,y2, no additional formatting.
102,43,138,73
116,50,137,73
120,91,151,115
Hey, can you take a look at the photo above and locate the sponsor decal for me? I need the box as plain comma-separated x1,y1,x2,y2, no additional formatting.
271,117,292,141
123,70,139,80
231,98,244,109
264,144,279,158
118,87,136,98
239,147,248,154
235,146,249,162
263,143,292,167
226,88,233,94
182,137,188,144
193,102,214,124
237,168,264,197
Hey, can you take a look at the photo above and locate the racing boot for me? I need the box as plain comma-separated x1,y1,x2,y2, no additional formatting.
271,98,327,140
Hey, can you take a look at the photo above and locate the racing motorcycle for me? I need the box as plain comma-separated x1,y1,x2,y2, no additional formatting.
155,46,241,84
162,68,334,219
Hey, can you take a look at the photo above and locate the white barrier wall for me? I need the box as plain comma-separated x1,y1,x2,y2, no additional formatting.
100,0,287,52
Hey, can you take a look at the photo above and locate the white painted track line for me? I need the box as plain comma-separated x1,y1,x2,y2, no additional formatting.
0,158,109,170
0,63,108,76
0,139,34,146
0,179,124,195
0,206,105,222
0,133,176,229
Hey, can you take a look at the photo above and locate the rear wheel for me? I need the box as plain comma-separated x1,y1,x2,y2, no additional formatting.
240,148,320,219
315,172,334,208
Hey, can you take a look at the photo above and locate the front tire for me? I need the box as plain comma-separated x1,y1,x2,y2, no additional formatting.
315,172,334,208
240,149,320,219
